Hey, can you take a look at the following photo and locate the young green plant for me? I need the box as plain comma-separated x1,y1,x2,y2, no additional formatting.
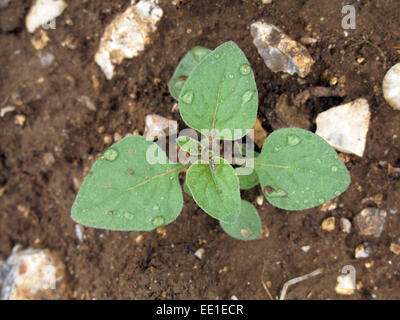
71,41,350,240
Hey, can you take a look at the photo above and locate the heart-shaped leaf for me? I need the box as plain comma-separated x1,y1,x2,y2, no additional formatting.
186,157,241,223
168,46,211,100
220,200,261,240
71,136,184,231
255,128,351,210
179,41,258,140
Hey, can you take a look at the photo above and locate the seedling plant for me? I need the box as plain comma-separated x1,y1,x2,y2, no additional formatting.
71,41,350,240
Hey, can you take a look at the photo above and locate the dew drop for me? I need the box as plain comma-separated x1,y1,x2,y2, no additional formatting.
287,135,301,147
265,186,288,198
240,64,251,75
242,90,254,104
191,46,210,62
174,76,187,91
124,212,134,219
152,216,165,227
334,190,341,196
181,91,194,104
331,166,338,172
304,199,309,204
214,53,220,59
103,148,118,161
228,74,234,79
318,198,325,204
153,205,159,210
273,147,281,153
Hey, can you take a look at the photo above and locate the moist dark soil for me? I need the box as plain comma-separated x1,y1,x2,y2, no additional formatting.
0,0,399,299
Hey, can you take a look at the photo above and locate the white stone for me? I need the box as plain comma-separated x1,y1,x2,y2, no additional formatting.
0,246,67,300
335,274,355,295
340,218,352,233
95,0,163,80
301,245,311,253
26,0,67,33
250,22,314,78
143,114,178,141
382,63,400,110
194,248,205,260
75,224,84,242
315,98,370,157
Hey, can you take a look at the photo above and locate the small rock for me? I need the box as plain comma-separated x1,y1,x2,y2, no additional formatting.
14,114,26,126
231,295,239,300
103,134,113,145
194,248,205,260
355,244,370,259
43,152,55,166
300,37,317,45
340,218,352,233
390,242,400,255
39,52,55,67
0,246,68,300
0,106,15,117
335,274,355,295
135,234,144,244
382,63,400,110
95,0,163,80
31,29,50,50
361,193,383,206
355,208,387,237
17,205,30,218
301,245,311,253
76,95,96,112
143,114,178,141
75,224,84,242
250,21,314,78
318,199,337,212
256,194,264,206
321,216,335,232
26,0,67,33
315,98,370,157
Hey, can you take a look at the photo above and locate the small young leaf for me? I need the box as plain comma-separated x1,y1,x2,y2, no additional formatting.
71,136,184,231
220,200,261,240
186,157,241,223
236,168,259,190
168,46,211,100
179,41,258,140
177,135,206,156
255,128,351,210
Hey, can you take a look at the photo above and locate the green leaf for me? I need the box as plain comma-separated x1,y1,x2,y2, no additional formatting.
236,168,259,190
71,136,184,231
179,41,258,140
168,46,211,100
220,200,261,240
186,157,241,223
183,181,192,196
254,128,351,211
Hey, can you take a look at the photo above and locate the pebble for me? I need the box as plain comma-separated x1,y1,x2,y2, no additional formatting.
0,246,68,299
75,224,84,242
25,0,67,33
95,0,163,80
355,244,370,259
321,217,335,232
194,248,205,260
301,245,311,253
143,114,178,141
382,63,400,110
43,152,55,166
14,114,26,126
103,134,113,145
31,30,50,50
355,208,387,237
335,274,355,295
253,118,268,149
390,243,400,255
315,98,370,157
340,218,352,233
256,195,264,206
231,295,239,300
250,22,314,78
318,199,337,212
0,106,15,117
76,95,96,111
39,52,55,67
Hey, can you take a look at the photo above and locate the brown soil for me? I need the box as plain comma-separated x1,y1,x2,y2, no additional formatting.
1,0,399,300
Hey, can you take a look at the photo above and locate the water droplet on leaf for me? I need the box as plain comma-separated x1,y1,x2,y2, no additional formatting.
103,148,118,161
191,46,210,62
331,166,338,172
240,64,251,75
152,216,165,227
174,76,187,91
153,205,159,210
242,90,254,104
124,212,134,219
287,135,301,147
181,91,194,104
